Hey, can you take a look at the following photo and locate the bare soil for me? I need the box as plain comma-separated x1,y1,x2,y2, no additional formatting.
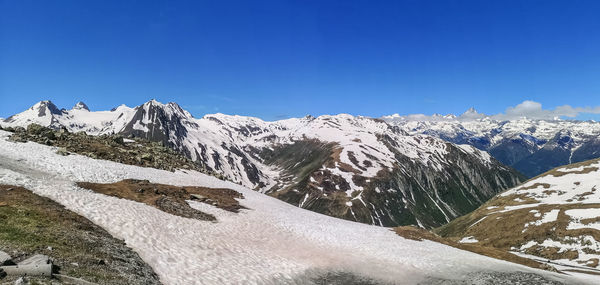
76,179,246,221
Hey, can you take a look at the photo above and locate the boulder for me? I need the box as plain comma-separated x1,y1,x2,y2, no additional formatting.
18,254,50,266
0,254,52,277
0,251,11,265
190,194,207,201
56,147,70,156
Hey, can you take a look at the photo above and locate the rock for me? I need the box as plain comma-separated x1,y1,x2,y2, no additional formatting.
41,130,56,140
56,147,70,156
0,250,12,265
0,254,52,278
112,136,124,145
14,277,28,285
18,254,50,266
190,194,207,201
0,268,5,278
26,124,44,135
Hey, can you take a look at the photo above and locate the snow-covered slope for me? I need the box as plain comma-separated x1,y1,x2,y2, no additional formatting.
437,158,600,278
384,110,600,177
1,100,523,228
0,130,589,284
2,100,136,134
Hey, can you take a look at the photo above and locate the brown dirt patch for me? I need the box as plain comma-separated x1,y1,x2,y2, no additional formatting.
519,183,551,191
77,179,246,221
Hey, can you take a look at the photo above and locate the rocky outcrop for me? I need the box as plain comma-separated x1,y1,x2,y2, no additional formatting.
5,124,203,173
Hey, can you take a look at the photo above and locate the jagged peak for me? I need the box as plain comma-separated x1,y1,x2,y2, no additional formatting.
143,99,164,107
463,107,478,115
31,100,62,115
136,99,194,120
72,101,90,111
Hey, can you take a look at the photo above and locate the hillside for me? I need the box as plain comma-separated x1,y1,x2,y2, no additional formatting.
436,158,600,277
0,184,160,284
0,100,524,228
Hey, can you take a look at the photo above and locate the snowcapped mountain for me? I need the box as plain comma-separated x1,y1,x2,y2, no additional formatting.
384,110,600,177
2,100,136,134
1,100,523,228
0,129,588,284
436,157,600,277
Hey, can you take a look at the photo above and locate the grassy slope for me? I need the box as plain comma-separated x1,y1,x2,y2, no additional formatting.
0,184,161,284
434,158,600,273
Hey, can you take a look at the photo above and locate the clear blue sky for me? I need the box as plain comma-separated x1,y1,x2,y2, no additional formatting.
2,0,600,120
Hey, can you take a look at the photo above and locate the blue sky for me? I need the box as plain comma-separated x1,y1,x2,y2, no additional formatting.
2,0,600,120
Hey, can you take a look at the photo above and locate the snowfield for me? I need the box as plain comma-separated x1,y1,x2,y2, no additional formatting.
0,130,587,284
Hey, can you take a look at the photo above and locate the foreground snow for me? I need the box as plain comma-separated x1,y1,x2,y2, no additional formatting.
0,131,587,284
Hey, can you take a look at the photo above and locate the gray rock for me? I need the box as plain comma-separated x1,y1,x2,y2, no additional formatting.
0,250,11,265
190,194,207,201
56,147,70,156
14,277,29,285
18,254,50,266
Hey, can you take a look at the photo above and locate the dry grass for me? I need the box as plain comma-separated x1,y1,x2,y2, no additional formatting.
437,199,600,269
0,184,160,284
393,226,551,271
77,179,246,221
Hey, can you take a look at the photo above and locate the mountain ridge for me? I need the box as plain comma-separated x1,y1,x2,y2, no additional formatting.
385,112,600,177
1,100,524,228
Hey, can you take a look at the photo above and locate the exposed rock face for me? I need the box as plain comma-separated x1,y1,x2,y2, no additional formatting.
1,100,524,228
72,101,89,111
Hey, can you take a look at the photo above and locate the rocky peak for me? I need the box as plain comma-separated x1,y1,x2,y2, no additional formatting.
72,101,90,111
32,100,62,117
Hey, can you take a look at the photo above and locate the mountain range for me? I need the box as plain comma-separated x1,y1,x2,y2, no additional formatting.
1,100,522,228
384,109,600,178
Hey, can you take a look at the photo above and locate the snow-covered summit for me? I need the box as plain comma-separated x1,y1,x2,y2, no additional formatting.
72,101,90,111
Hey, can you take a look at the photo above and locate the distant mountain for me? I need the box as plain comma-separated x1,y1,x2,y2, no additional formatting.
1,100,523,228
384,110,600,177
436,158,600,275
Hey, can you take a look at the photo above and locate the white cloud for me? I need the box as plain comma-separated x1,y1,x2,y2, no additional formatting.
492,100,600,120
383,100,600,122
